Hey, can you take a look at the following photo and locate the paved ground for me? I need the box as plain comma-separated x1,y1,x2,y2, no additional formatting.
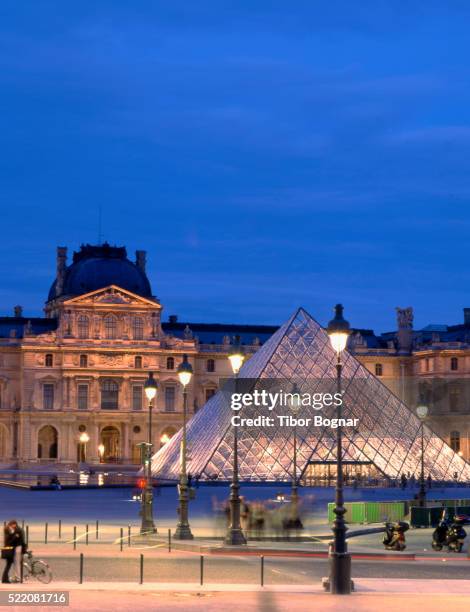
1,580,470,611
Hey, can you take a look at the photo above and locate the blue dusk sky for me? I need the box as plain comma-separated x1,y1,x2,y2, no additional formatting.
1,1,470,333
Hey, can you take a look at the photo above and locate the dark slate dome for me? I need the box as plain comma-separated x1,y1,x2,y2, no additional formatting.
48,243,152,301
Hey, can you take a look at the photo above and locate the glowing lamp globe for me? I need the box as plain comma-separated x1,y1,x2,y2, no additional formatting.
228,344,245,374
327,304,350,354
177,354,193,387
144,372,158,401
416,405,428,420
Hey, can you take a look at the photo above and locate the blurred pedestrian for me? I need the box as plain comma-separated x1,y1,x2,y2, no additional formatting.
2,520,26,583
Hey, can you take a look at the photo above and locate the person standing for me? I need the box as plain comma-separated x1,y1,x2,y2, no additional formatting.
2,520,26,583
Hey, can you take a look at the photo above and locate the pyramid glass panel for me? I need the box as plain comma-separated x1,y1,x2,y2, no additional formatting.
151,308,470,482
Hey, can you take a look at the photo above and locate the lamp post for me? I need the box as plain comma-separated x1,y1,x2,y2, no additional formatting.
224,343,247,546
287,383,303,529
174,354,194,540
416,404,428,508
326,303,351,595
140,372,158,535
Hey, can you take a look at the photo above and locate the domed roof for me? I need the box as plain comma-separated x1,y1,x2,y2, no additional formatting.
48,244,152,301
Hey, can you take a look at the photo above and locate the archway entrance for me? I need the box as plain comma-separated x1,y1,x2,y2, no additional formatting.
37,425,58,459
100,426,120,463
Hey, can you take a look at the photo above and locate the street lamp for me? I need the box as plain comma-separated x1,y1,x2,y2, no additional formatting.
225,341,247,546
326,303,351,595
140,371,158,535
416,404,428,508
287,382,303,529
174,354,194,540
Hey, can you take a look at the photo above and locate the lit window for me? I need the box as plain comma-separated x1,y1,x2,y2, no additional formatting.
43,384,54,410
207,359,215,373
166,357,174,370
135,356,142,369
79,354,88,368
451,357,459,371
375,363,383,376
77,385,88,410
104,316,117,339
450,431,460,453
133,317,144,340
78,315,89,339
165,386,176,412
101,380,119,410
132,385,143,411
45,354,53,367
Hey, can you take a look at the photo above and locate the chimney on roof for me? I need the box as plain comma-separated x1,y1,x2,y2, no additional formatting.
169,315,178,324
464,308,470,325
14,305,23,318
55,246,67,297
135,250,146,273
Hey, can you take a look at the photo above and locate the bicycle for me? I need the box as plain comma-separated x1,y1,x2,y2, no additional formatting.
22,551,52,584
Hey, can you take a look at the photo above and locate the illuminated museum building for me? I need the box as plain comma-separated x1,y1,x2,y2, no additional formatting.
0,243,468,468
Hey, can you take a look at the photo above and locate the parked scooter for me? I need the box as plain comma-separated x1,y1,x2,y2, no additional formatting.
383,521,409,551
432,513,468,552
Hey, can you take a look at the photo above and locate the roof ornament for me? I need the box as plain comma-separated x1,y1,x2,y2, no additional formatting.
183,325,193,340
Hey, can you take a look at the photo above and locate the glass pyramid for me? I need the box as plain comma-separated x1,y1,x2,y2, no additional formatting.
151,308,470,482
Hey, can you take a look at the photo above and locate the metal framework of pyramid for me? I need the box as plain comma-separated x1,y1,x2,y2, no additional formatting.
151,308,470,482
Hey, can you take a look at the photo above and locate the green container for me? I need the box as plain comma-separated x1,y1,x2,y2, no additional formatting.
411,505,470,528
328,501,406,524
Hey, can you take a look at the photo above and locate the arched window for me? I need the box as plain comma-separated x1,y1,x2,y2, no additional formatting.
45,354,53,367
104,315,117,339
101,380,119,410
166,357,174,370
132,317,144,340
77,315,89,339
135,356,142,369
79,354,88,368
375,363,383,376
450,431,460,453
451,357,459,371
206,359,215,373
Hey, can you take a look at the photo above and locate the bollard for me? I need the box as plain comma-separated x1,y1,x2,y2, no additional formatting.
58,520,62,540
168,528,171,553
86,524,89,546
260,555,264,587
128,524,131,547
120,527,123,552
79,553,84,584
139,554,144,584
200,555,204,586
20,556,23,584
73,526,77,551
45,522,48,545
96,520,99,540
25,526,29,547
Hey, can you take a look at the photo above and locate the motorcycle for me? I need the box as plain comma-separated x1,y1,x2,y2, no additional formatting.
383,521,409,551
432,514,467,552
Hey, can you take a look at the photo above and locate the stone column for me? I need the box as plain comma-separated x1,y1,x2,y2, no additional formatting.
122,422,130,463
88,422,100,464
